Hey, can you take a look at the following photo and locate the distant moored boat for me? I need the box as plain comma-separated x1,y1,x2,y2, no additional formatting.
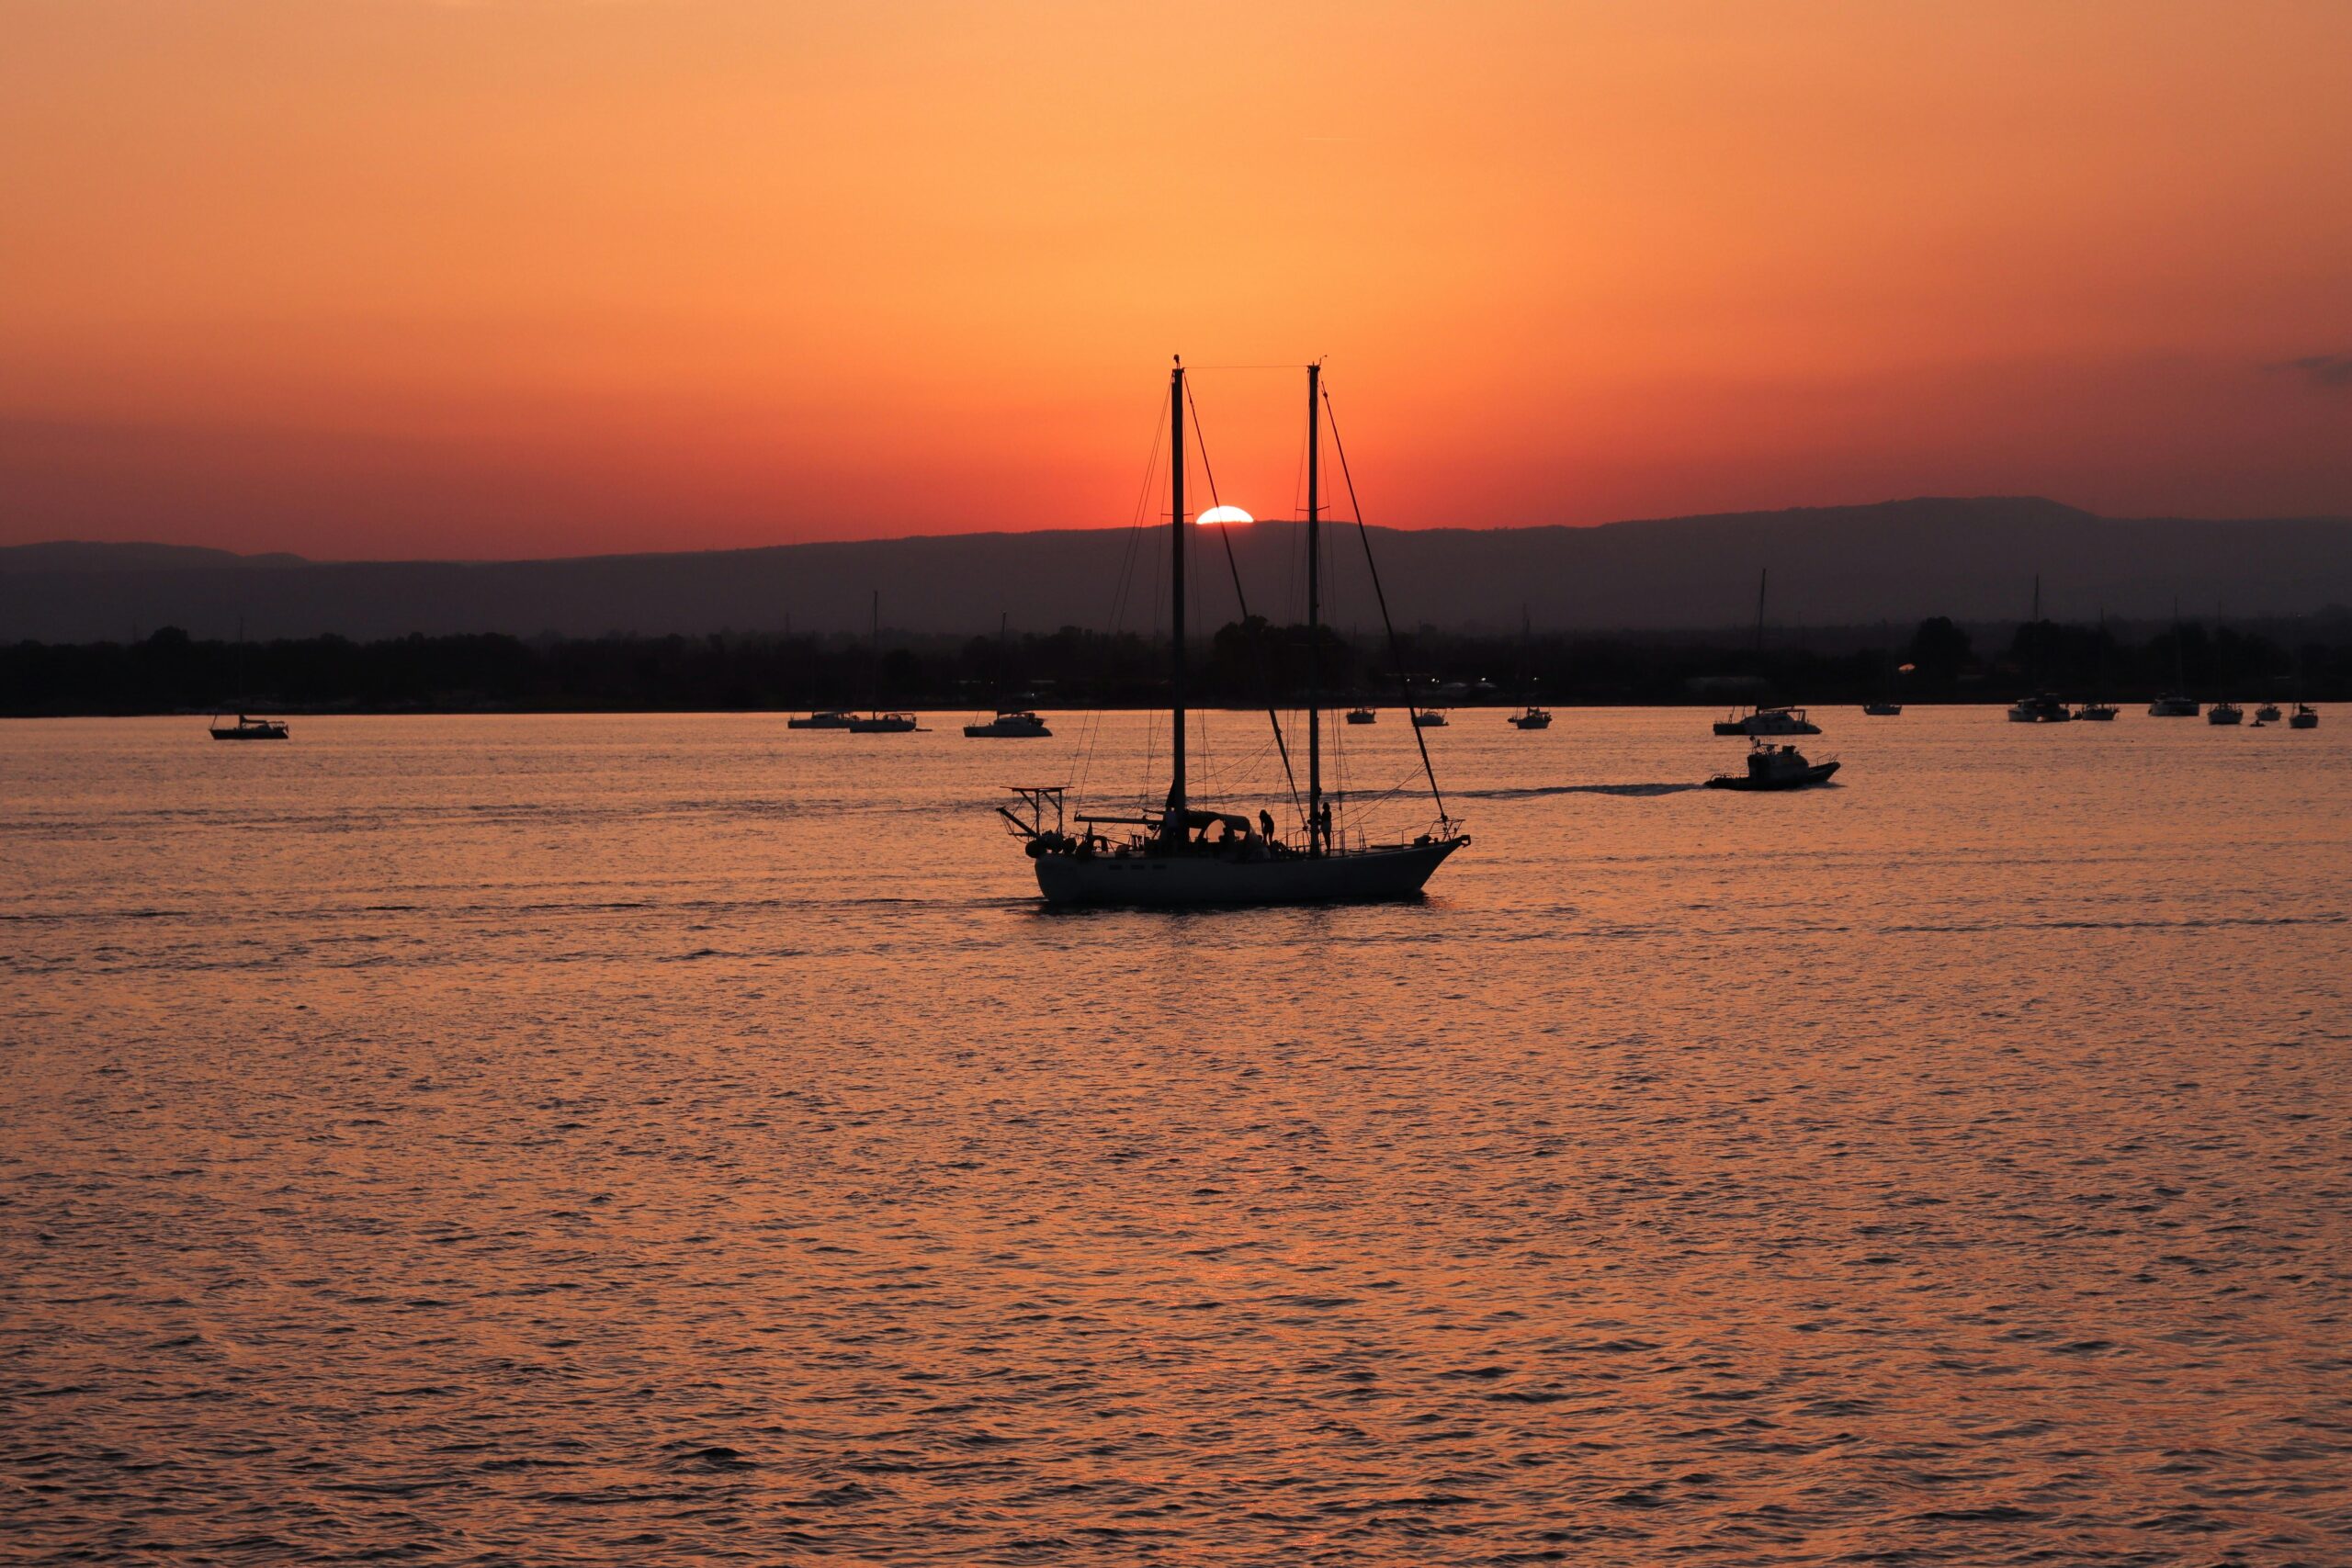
1713,705,1819,737
850,590,918,733
209,713,288,741
965,615,1051,738
965,709,1050,738
2007,692,2072,723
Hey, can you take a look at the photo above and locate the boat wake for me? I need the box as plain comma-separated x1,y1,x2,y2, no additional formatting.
1458,783,1703,800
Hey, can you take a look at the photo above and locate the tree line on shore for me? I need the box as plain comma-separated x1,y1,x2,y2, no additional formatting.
3,615,2346,716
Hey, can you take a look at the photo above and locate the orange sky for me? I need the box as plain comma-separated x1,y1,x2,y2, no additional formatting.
4,0,2350,559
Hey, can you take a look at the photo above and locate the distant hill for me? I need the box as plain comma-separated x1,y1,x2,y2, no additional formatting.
5,497,2350,642
0,541,309,574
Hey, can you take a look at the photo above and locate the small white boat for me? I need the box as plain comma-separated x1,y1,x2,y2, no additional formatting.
1713,705,1819,737
2255,702,2282,723
2148,694,2199,716
1508,705,1551,729
964,709,1050,739
2208,701,2243,726
2073,701,2118,721
849,712,918,733
1345,706,1377,725
2290,704,2319,729
1411,708,1449,728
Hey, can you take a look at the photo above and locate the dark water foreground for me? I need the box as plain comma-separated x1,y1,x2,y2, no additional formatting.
5,711,2347,1565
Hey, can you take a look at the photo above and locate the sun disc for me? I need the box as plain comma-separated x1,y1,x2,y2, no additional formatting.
1196,505,1253,526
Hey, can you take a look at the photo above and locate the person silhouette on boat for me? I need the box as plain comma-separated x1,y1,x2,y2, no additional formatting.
1259,809,1276,840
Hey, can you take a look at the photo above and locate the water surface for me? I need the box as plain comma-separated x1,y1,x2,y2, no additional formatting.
5,709,2348,1564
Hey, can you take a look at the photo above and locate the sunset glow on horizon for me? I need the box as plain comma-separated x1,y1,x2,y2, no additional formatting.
4,0,2350,560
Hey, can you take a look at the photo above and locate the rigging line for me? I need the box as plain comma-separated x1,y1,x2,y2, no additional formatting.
1182,375,1305,824
1321,383,1451,826
1110,394,1176,808
1077,389,1170,802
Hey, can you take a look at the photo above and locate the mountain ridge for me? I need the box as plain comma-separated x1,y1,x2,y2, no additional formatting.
6,497,2349,641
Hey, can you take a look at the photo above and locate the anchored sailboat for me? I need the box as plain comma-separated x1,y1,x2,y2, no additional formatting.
965,615,1051,738
1002,359,1465,906
1507,607,1551,728
1713,569,1819,733
209,615,289,739
2007,574,2073,722
848,590,918,732
2149,598,2199,716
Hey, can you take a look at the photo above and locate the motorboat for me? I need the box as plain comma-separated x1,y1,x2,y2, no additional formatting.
2290,704,2319,729
209,713,288,740
1705,741,1839,791
2073,701,2118,721
2148,694,2199,716
2208,701,2243,726
1412,709,1450,728
786,710,856,729
1713,705,1819,737
2007,692,2072,723
1508,705,1552,729
1863,701,1902,716
1003,359,1464,906
965,709,1050,739
2255,702,2282,723
1345,706,1377,725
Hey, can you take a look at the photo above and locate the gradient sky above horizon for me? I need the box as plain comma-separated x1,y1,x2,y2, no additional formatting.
4,1,2351,561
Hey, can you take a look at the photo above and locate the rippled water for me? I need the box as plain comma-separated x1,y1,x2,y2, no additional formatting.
6,709,2348,1564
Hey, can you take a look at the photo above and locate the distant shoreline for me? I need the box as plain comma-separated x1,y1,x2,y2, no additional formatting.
5,615,2342,718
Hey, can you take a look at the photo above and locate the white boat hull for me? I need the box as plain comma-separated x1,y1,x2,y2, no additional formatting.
1034,839,1464,907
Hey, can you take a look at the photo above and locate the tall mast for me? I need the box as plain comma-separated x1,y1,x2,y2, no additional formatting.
869,589,881,716
2029,575,2041,686
1167,358,1187,834
1754,567,1768,656
1306,362,1323,855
